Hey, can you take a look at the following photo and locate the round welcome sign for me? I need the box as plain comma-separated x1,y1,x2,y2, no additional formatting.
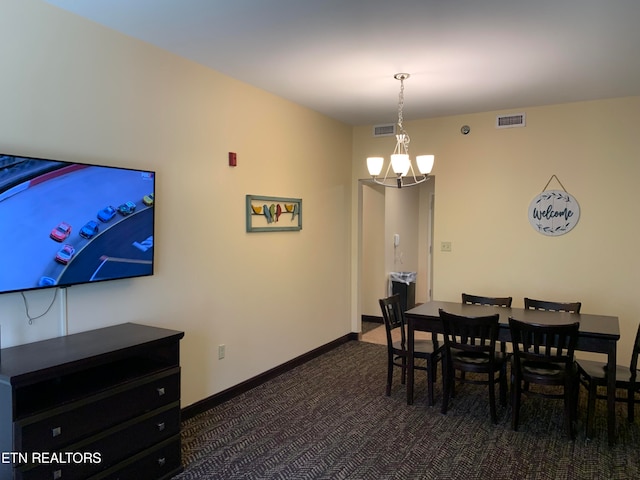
528,190,580,236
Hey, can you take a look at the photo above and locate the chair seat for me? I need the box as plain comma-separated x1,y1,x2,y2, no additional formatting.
578,359,636,383
522,360,567,379
451,349,507,366
393,338,438,355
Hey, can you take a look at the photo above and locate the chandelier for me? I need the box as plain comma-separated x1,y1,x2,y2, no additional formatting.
366,73,434,188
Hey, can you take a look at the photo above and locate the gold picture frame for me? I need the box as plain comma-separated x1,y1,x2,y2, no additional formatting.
246,195,302,232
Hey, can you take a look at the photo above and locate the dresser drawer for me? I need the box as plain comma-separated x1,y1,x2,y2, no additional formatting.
18,404,180,480
15,368,180,452
89,435,182,480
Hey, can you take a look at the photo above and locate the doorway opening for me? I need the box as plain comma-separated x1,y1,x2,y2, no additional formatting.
358,178,435,334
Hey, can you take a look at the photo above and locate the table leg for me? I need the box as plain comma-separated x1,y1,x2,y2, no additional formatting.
607,342,617,445
407,318,415,405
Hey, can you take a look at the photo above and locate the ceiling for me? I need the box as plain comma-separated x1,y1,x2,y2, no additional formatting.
44,0,640,126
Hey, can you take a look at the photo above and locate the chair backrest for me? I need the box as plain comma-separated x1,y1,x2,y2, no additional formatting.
379,294,406,349
462,293,512,307
508,317,579,366
524,297,581,313
629,323,640,375
439,309,500,356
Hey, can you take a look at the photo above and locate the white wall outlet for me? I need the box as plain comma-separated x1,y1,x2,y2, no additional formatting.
218,344,226,360
393,234,400,247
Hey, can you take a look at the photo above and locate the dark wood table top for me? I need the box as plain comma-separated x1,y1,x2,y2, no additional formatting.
405,300,620,341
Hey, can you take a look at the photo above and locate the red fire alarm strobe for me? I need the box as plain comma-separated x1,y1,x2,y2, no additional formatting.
229,152,237,167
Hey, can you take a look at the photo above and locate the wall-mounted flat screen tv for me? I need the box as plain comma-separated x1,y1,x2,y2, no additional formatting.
0,153,155,295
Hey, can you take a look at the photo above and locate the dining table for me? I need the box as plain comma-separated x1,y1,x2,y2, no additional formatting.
404,300,620,445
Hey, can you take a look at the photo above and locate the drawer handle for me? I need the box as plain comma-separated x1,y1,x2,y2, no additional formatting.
157,457,166,467
157,422,166,431
53,469,62,479
157,387,166,396
52,426,62,437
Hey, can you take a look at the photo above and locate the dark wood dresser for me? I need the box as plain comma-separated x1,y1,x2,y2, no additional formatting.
0,323,184,480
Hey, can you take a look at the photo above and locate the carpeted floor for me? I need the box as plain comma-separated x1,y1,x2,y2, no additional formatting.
173,341,640,480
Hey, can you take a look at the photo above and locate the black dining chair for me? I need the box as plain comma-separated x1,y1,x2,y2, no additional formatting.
379,295,444,406
462,293,512,308
509,317,580,439
577,323,640,438
439,309,508,424
462,293,512,353
524,297,581,313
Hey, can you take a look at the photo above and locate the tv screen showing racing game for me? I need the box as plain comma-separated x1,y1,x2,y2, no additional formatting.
0,154,155,295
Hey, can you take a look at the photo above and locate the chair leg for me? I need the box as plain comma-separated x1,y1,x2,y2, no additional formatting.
499,364,508,406
441,360,451,415
564,394,571,439
488,371,497,424
440,360,447,405
586,382,597,438
426,360,435,407
628,386,635,423
400,356,407,385
511,379,521,431
565,381,576,440
564,387,576,440
448,363,457,399
386,355,394,396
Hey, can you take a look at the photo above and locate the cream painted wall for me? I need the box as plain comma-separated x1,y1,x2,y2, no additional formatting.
361,183,385,316
0,0,353,408
353,96,640,364
418,181,435,303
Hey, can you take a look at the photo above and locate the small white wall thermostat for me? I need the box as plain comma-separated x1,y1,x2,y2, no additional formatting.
393,234,400,247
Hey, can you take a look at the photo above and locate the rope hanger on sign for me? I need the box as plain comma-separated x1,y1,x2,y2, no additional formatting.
541,174,568,193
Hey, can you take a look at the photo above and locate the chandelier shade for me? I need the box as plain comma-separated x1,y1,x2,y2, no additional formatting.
390,154,410,175
366,156,384,176
416,155,435,174
366,73,434,188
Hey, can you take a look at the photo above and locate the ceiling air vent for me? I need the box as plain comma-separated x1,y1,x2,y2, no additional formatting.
373,123,396,137
496,113,526,129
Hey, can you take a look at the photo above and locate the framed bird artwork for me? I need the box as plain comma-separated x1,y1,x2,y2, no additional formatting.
246,195,302,232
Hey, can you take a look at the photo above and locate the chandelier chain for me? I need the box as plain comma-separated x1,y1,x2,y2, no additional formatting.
397,77,404,129
397,76,410,153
